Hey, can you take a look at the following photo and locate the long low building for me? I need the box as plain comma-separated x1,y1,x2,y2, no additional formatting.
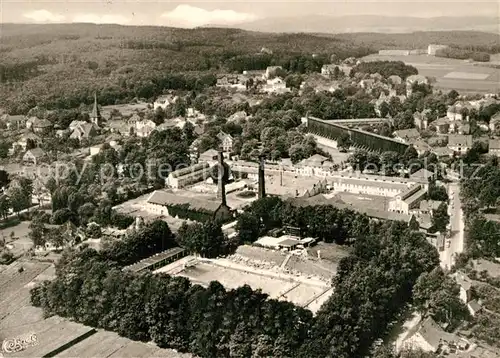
307,116,409,154
166,162,212,189
145,190,233,223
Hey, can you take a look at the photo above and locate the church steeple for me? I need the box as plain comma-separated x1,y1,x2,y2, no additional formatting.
90,92,101,126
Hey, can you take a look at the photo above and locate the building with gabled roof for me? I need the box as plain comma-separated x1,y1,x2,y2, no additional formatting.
447,134,473,155
403,317,468,354
23,148,46,165
489,139,500,156
70,123,98,140
393,128,421,144
217,131,234,153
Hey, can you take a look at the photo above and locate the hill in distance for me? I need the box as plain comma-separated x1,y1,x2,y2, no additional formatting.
207,15,500,34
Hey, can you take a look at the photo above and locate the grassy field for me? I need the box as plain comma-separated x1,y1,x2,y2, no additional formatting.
362,53,500,94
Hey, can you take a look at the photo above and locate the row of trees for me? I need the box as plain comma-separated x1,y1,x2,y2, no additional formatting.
351,60,419,80
435,48,490,62
236,196,371,245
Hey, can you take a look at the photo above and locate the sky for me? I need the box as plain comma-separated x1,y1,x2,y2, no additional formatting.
0,1,498,27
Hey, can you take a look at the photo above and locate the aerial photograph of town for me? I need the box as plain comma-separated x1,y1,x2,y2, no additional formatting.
0,0,499,357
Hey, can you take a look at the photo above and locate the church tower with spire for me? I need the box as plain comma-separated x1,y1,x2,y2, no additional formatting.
90,92,101,126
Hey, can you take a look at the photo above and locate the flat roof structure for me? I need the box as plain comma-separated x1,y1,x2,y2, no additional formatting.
124,247,186,273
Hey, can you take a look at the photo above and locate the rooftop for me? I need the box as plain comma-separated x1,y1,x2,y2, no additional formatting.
147,190,224,212
410,168,436,183
170,162,210,179
124,247,185,273
393,128,420,142
414,317,461,351
420,200,444,212
448,134,473,147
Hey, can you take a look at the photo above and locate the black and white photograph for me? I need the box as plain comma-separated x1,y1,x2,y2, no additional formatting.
0,1,499,357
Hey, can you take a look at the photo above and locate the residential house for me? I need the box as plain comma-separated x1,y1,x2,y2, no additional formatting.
413,109,431,130
321,64,339,76
388,75,403,85
23,148,46,165
406,74,428,85
28,117,53,133
218,132,234,153
467,300,483,317
1,114,26,130
447,135,473,155
393,128,420,144
135,119,156,138
458,122,471,135
360,79,375,90
452,271,473,303
227,111,249,123
262,77,289,94
296,154,329,176
403,317,468,354
432,146,454,159
69,120,87,131
433,117,451,134
447,102,472,121
186,108,206,121
13,132,41,152
153,95,178,110
127,113,142,127
199,149,220,164
216,75,247,91
489,111,500,132
406,75,429,96
265,66,283,79
412,140,432,155
55,129,66,138
410,168,436,186
338,65,353,77
418,200,444,215
70,123,98,141
242,70,266,79
107,119,130,136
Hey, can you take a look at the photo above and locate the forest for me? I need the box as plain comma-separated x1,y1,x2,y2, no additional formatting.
0,24,498,114
31,195,440,358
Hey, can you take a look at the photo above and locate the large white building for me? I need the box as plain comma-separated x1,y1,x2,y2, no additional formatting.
428,44,449,55
166,162,212,189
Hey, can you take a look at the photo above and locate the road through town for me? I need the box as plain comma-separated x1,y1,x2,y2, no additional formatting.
440,182,464,270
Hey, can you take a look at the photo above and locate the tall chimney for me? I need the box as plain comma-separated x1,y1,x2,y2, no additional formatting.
258,155,266,199
217,150,227,206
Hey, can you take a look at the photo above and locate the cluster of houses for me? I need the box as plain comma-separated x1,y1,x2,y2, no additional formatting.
401,259,500,357
216,65,290,94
